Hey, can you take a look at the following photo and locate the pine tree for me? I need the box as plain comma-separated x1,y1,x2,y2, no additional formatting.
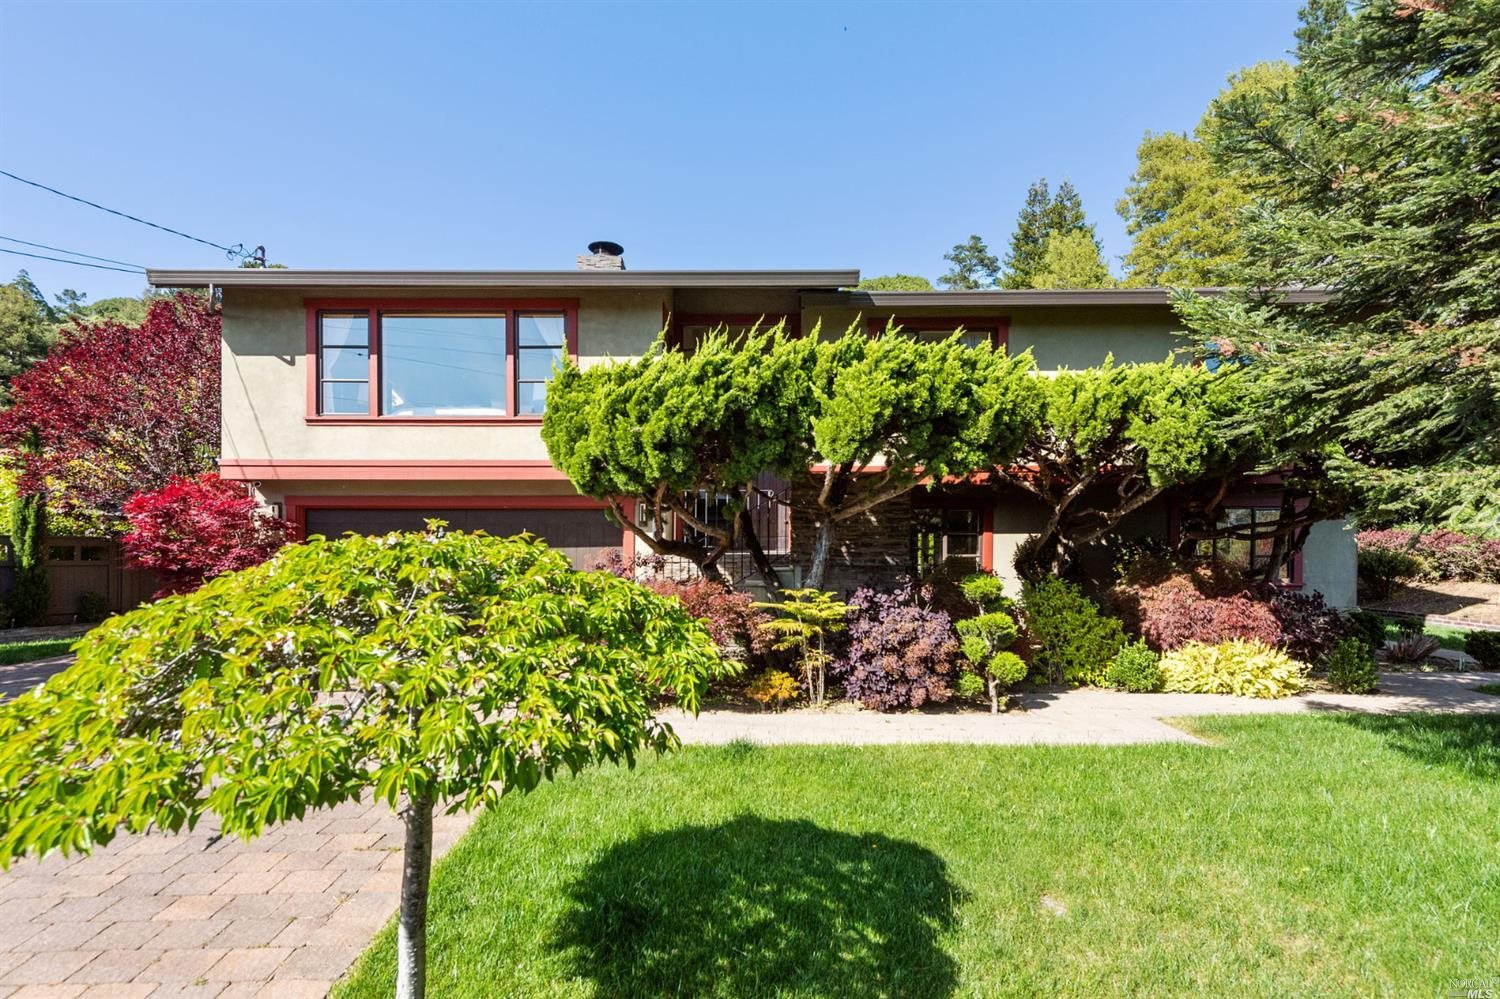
1001,179,1105,288
1178,0,1500,534
938,235,1000,290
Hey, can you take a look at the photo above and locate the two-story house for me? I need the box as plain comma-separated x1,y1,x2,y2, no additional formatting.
147,242,1356,607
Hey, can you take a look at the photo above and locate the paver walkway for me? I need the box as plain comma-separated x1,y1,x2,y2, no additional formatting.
0,800,472,998
1,667,1495,997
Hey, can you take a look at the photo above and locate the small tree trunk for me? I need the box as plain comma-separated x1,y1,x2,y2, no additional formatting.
988,678,999,715
807,517,837,591
396,795,435,999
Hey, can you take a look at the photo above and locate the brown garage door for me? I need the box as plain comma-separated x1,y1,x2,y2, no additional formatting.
303,507,619,568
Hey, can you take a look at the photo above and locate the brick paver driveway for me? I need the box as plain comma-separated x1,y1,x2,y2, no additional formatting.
0,799,473,998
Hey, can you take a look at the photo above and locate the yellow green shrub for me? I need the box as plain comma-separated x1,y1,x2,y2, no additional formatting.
1158,639,1308,699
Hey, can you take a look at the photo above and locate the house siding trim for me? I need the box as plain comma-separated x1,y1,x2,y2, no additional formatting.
221,459,569,481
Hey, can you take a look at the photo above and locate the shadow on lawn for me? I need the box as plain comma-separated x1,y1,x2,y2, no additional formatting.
555,815,961,998
1331,712,1500,782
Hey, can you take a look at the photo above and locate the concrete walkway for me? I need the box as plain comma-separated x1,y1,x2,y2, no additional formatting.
665,670,1500,746
1,668,1495,997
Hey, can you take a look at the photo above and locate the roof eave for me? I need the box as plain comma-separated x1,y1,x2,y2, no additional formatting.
802,287,1331,308
146,268,862,290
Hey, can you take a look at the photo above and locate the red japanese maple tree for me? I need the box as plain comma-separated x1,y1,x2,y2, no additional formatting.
0,293,221,534
122,473,295,595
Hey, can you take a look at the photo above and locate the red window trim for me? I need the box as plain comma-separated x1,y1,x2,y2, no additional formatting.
866,315,1010,351
669,313,802,350
282,493,620,543
304,298,579,425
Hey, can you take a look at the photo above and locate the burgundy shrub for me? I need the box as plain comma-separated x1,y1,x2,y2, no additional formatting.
1356,528,1500,583
639,577,772,659
836,582,958,711
122,473,296,596
1261,587,1353,662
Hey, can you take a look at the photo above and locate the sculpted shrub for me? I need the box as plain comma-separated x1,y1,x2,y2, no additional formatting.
837,583,958,711
956,573,1022,712
1106,639,1163,693
1465,631,1500,669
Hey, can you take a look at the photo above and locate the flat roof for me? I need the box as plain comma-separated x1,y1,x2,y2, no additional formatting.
803,287,1331,308
146,268,862,290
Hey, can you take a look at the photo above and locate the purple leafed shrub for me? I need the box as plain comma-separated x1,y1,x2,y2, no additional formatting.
1264,588,1352,662
836,582,958,711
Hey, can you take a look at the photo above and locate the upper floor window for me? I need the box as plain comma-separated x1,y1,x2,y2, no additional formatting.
870,316,1008,350
308,300,577,421
671,314,799,353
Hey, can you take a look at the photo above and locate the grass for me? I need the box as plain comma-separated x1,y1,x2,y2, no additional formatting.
1477,683,1500,696
0,638,78,666
336,714,1500,998
1377,613,1472,652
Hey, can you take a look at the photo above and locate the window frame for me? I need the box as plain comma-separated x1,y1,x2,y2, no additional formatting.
1170,491,1306,589
866,315,1010,350
304,298,579,425
910,495,994,577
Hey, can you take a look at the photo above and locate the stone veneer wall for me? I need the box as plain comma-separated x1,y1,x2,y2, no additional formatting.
786,478,917,596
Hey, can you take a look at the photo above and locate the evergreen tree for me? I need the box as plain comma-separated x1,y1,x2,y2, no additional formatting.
1030,231,1116,289
938,236,999,290
1178,0,1500,533
855,274,934,292
1001,179,1105,288
999,179,1054,289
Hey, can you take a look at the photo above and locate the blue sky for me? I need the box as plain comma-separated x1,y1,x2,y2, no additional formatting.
1,0,1303,303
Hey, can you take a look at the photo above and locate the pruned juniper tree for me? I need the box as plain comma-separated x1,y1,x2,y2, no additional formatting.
544,320,1040,592
543,321,816,589
999,359,1243,580
1177,0,1500,535
0,528,725,999
801,323,1039,589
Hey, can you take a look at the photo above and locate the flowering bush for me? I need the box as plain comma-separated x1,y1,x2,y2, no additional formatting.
836,582,958,711
122,473,295,596
1356,528,1500,583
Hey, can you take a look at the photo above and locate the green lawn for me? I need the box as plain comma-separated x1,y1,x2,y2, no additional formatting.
1378,613,1472,652
336,714,1500,998
0,638,78,666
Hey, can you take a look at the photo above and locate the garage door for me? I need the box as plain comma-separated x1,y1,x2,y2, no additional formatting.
303,507,619,568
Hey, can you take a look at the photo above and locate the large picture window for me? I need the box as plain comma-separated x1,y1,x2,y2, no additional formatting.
1197,506,1295,584
308,300,576,421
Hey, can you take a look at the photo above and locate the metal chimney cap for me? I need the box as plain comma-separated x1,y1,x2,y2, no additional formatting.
587,240,624,257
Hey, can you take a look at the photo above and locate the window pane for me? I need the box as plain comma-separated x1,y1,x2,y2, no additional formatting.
322,380,369,414
80,546,108,562
320,314,368,347
946,533,979,556
518,346,563,381
943,509,979,531
381,315,506,416
517,314,565,347
911,327,992,349
47,545,75,561
321,346,368,381
516,380,548,415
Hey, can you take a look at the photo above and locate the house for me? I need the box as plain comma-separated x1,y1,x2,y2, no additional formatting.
146,243,1357,608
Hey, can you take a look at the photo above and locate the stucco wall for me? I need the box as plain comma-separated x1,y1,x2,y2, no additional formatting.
799,303,1186,370
1301,518,1358,609
220,286,669,464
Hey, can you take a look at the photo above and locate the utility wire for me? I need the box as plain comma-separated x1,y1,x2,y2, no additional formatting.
0,235,145,270
0,169,248,260
0,247,145,274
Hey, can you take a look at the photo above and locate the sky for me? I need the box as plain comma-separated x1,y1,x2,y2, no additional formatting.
1,0,1304,304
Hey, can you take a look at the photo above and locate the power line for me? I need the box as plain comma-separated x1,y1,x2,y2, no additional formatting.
0,247,145,274
0,169,249,261
0,235,145,270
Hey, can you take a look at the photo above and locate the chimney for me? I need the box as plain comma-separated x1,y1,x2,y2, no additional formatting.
576,240,625,271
